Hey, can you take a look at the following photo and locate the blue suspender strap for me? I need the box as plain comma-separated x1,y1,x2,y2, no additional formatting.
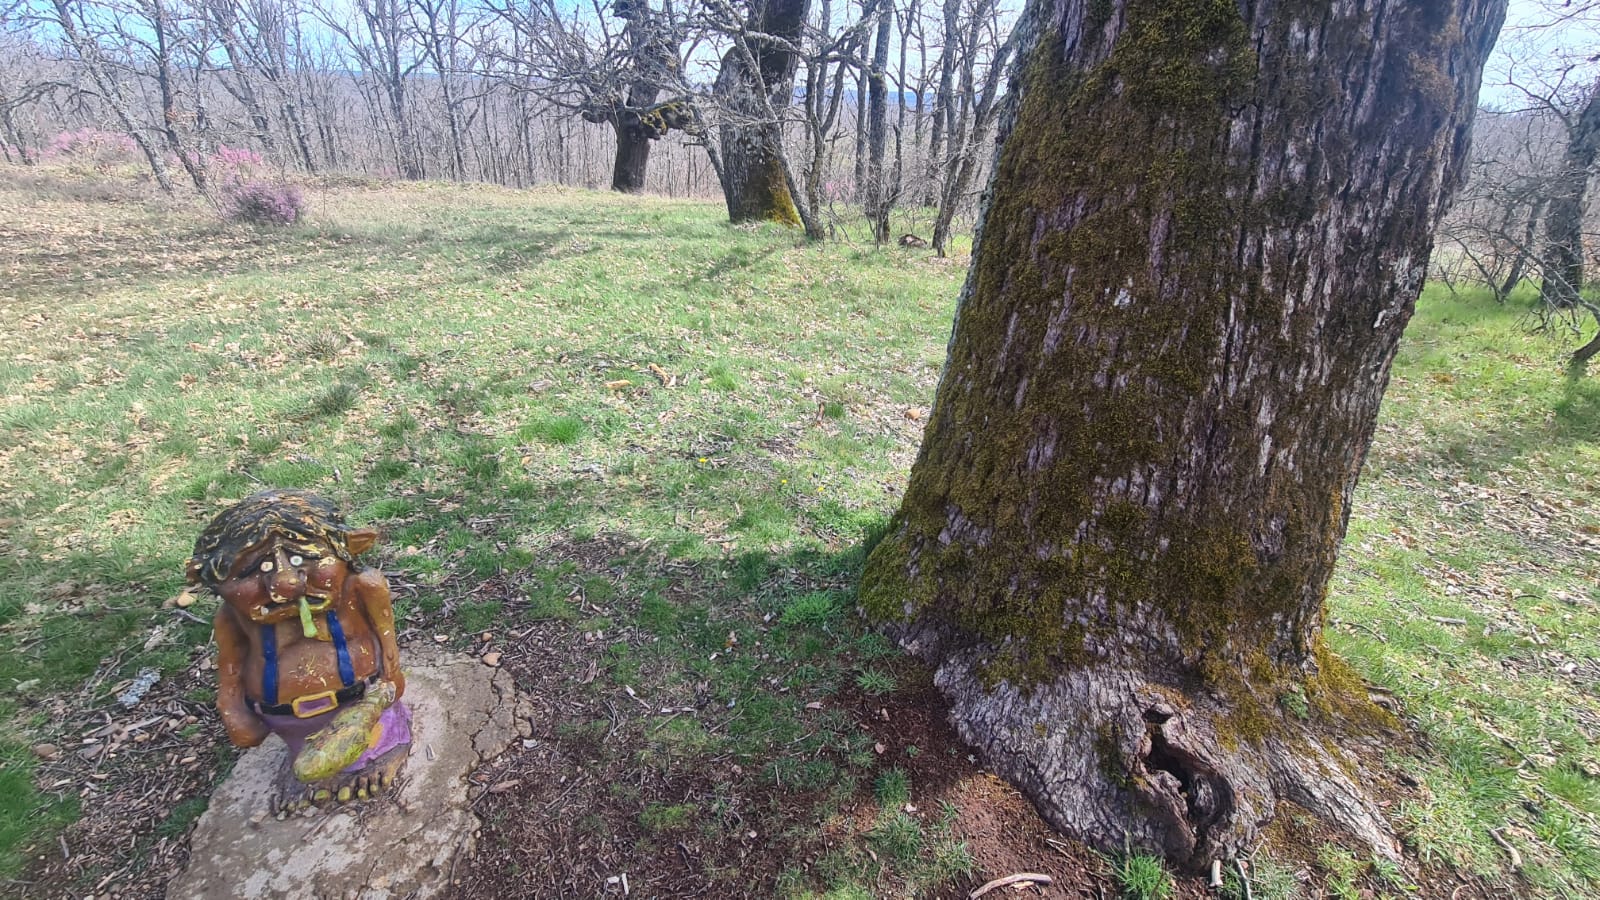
261,624,279,706
327,609,356,688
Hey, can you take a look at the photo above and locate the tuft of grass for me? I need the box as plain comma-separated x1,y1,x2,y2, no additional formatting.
1317,846,1364,900
638,802,698,834
873,768,911,807
1222,857,1303,900
520,414,586,445
312,380,360,416
299,332,345,361
866,812,922,864
780,591,844,628
1109,850,1174,900
156,796,209,839
855,669,896,696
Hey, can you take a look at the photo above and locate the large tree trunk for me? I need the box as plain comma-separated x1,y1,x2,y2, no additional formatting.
862,0,1505,868
608,0,674,193
612,125,655,193
714,0,809,227
1540,82,1600,308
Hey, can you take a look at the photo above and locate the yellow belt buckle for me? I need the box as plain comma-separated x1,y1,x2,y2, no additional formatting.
291,689,339,718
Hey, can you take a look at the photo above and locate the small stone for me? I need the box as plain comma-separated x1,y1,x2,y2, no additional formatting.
176,591,197,608
32,743,59,761
433,634,450,643
481,651,502,668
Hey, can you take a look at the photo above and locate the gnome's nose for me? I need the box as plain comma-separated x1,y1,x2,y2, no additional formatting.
270,551,304,599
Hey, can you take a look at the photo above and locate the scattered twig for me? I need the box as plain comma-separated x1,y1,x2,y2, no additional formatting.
1209,859,1223,889
1489,827,1524,870
1232,858,1253,900
968,872,1052,898
1429,616,1469,626
170,608,208,625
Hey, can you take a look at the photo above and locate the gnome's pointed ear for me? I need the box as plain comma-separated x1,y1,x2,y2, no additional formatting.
346,528,379,557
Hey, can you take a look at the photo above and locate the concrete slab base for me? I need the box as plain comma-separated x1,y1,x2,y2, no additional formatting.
167,653,528,900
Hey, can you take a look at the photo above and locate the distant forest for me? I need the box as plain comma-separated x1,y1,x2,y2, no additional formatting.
0,0,1017,247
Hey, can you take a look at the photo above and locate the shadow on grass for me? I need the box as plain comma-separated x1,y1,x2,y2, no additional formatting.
682,244,782,288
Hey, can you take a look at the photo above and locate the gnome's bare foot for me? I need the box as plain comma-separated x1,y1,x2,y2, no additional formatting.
271,743,410,815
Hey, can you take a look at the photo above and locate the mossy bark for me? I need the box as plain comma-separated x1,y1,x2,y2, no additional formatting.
713,0,807,227
862,0,1505,868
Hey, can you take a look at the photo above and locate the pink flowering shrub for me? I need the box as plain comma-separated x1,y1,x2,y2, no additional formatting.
208,144,303,226
46,128,138,165
219,180,304,226
209,144,266,184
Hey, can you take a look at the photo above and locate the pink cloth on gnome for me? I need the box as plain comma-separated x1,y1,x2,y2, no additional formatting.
258,700,412,773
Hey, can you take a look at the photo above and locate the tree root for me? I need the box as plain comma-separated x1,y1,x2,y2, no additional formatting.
897,625,1400,870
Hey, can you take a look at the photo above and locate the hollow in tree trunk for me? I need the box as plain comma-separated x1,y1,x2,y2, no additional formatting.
861,0,1505,867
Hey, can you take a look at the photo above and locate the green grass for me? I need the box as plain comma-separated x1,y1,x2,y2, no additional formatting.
1221,856,1302,900
1324,284,1600,895
3,172,1600,897
1109,850,1174,900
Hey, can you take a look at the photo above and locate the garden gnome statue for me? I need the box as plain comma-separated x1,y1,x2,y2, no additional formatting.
188,490,410,811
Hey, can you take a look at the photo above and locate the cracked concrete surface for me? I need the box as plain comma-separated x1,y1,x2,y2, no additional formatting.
167,652,530,900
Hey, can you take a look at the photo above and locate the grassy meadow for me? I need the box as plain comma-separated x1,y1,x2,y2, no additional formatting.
2,165,1600,898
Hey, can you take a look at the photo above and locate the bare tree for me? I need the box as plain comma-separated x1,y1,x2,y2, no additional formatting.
708,0,817,232
928,0,1006,256
316,0,425,178
1436,0,1600,368
41,0,179,190
924,0,956,206
485,0,698,193
0,4,63,163
861,0,890,241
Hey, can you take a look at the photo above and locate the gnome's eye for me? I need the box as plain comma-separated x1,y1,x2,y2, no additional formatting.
259,561,275,573
289,554,304,567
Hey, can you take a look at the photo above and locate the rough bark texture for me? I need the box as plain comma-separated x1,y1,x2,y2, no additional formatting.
608,0,676,193
864,6,893,243
1540,83,1600,308
862,0,1505,867
714,0,807,226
